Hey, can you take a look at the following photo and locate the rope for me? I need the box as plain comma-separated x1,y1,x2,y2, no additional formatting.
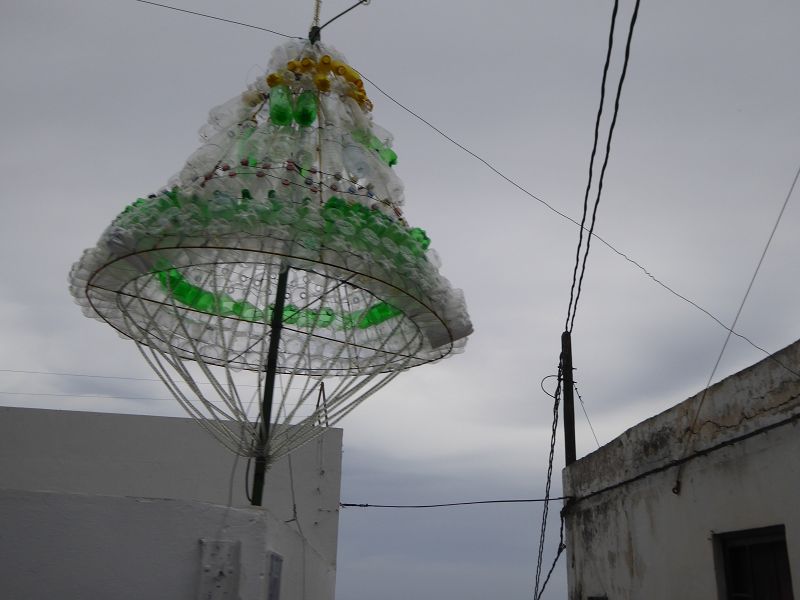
313,0,321,28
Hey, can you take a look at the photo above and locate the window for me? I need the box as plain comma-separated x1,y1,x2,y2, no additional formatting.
716,525,795,600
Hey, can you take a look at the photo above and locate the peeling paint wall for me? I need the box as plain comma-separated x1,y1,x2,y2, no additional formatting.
0,408,342,600
563,340,800,600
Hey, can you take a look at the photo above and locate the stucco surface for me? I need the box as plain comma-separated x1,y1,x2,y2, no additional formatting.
0,408,343,600
563,340,800,599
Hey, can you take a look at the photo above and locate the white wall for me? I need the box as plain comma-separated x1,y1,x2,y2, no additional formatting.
0,488,336,600
0,408,343,600
562,340,800,600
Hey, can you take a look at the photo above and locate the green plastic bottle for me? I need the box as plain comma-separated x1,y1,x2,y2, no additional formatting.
378,147,398,167
269,85,293,126
293,90,317,127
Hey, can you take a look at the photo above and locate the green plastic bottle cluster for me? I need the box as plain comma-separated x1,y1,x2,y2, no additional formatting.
116,189,431,263
111,189,438,329
351,129,398,167
321,196,429,257
269,85,317,127
151,258,402,330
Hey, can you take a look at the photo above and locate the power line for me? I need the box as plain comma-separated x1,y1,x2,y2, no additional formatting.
132,0,304,39
0,390,306,405
124,0,797,378
359,70,799,379
340,497,568,509
0,368,266,388
319,0,369,31
566,0,619,331
533,361,563,600
538,4,640,595
0,390,177,402
0,368,165,383
568,0,641,333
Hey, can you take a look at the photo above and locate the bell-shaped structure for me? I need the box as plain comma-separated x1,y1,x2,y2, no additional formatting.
69,40,472,495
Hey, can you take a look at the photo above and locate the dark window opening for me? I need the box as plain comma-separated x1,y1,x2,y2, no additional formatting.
267,552,283,600
716,525,795,600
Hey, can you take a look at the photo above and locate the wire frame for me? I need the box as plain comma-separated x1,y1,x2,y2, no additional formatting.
84,238,452,459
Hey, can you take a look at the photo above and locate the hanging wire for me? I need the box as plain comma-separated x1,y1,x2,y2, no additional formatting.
340,497,568,509
565,0,619,332
537,3,639,595
132,0,303,39
568,0,641,333
319,0,370,31
536,512,566,600
533,361,563,600
672,157,800,495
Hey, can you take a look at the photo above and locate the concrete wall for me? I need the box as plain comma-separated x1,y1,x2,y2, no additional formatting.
0,408,343,600
563,340,800,600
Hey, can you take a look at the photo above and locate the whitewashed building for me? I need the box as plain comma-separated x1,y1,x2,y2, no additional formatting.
0,407,343,600
563,340,800,600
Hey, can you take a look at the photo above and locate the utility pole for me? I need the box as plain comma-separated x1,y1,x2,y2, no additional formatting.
252,266,290,506
561,331,576,466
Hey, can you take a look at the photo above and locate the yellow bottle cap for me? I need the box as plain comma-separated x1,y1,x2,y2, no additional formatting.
315,75,331,92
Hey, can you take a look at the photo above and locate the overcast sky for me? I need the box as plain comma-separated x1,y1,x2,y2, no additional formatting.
2,1,799,598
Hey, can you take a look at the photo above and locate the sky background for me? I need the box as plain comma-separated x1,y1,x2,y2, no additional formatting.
2,1,800,598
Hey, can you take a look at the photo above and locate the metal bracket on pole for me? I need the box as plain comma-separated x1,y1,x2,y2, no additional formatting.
561,331,577,466
251,267,290,506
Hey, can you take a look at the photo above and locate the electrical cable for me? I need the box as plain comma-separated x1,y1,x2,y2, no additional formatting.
0,368,167,383
537,4,639,594
540,374,559,399
0,368,257,388
358,77,798,378
565,0,619,332
569,0,641,333
0,390,178,402
340,497,568,509
121,0,800,381
533,362,563,600
536,512,566,600
0,390,307,405
244,456,254,503
319,0,369,31
673,157,800,495
132,0,303,39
